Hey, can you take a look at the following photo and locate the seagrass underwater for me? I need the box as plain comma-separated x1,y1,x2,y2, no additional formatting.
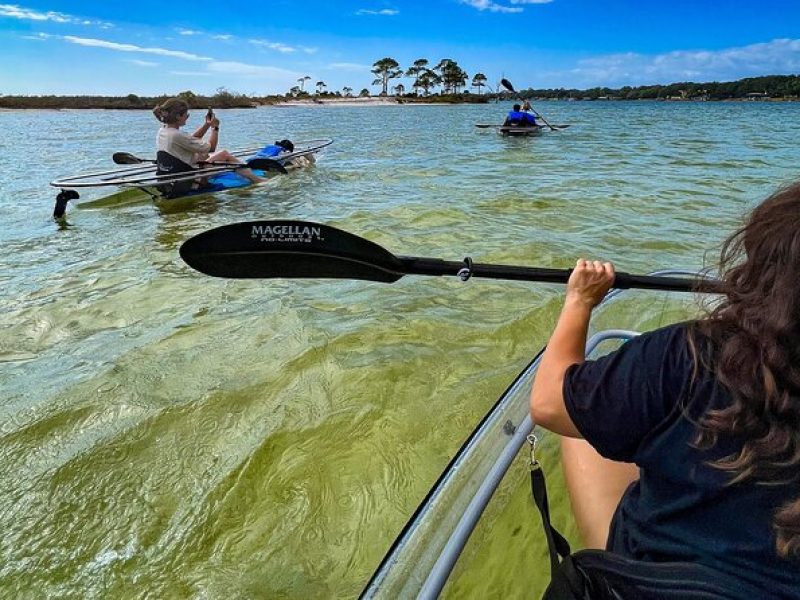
2,100,800,597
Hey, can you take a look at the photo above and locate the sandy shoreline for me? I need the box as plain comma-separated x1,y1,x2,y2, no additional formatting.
274,97,411,107
263,96,800,108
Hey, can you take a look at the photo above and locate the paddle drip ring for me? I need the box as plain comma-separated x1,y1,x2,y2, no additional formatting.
457,257,474,282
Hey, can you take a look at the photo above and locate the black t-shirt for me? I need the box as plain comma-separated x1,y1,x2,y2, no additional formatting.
564,322,800,598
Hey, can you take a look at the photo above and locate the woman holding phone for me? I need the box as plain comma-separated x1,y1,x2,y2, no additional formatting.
152,98,266,183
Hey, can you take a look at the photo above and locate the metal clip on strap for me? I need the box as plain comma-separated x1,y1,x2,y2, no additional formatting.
457,257,474,282
527,433,539,469
528,432,572,575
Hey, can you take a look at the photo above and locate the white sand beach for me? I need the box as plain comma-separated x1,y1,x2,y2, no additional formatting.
272,96,403,107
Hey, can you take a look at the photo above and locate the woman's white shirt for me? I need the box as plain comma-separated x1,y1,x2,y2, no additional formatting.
156,127,210,166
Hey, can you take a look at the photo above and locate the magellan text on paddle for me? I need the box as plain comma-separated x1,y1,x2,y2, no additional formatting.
251,224,323,243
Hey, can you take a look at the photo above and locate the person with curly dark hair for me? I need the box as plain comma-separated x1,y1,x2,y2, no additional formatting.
531,181,800,599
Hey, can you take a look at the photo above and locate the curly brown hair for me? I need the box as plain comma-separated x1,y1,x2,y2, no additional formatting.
153,98,188,125
690,180,800,558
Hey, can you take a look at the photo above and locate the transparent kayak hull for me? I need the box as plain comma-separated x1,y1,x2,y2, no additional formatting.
50,139,333,216
361,270,714,599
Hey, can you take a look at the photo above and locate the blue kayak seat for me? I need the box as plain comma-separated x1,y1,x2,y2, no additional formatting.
155,151,208,198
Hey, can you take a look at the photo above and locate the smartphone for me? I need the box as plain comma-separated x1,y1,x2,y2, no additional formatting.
206,107,214,120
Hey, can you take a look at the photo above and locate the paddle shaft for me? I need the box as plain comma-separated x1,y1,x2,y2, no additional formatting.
476,123,569,130
398,256,713,293
112,152,285,174
178,220,719,294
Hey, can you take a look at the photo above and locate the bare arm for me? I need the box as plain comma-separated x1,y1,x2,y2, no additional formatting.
207,117,219,153
192,116,220,153
530,259,615,436
192,122,210,139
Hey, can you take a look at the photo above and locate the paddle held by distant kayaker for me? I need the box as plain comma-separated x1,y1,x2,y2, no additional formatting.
530,182,800,598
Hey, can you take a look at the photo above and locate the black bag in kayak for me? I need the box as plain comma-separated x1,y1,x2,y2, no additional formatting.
530,453,761,600
541,549,763,600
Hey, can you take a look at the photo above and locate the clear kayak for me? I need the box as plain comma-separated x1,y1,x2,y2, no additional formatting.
50,139,333,216
499,125,544,137
360,270,714,599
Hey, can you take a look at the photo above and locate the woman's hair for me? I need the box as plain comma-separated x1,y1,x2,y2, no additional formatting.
690,180,800,558
153,98,189,125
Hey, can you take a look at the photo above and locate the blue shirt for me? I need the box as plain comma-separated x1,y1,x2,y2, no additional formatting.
506,110,537,125
255,144,284,158
564,322,800,598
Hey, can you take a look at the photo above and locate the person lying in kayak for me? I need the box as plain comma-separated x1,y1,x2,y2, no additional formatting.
252,139,314,170
530,181,800,599
503,103,538,127
152,98,266,183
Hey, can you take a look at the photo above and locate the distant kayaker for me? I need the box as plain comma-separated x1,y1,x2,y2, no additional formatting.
503,103,537,127
530,181,800,598
152,98,266,183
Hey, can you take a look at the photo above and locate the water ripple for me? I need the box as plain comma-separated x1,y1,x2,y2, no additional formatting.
1,101,799,596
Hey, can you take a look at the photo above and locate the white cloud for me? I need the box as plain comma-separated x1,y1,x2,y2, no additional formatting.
126,59,158,67
459,0,522,13
170,70,214,77
329,62,371,71
62,35,212,61
570,38,800,87
249,39,297,53
0,3,112,27
30,31,307,91
355,8,399,15
177,28,234,41
206,61,299,78
20,32,50,40
248,39,317,54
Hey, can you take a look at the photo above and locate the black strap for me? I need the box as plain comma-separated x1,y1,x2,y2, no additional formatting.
531,461,572,575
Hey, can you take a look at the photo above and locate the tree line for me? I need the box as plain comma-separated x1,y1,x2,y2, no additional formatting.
287,57,488,99
0,72,797,110
516,75,800,101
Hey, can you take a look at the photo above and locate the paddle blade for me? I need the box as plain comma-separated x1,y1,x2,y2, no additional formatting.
246,158,288,174
112,152,144,165
180,220,406,282
500,78,515,93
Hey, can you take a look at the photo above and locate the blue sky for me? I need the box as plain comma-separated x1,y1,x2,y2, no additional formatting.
1,0,799,95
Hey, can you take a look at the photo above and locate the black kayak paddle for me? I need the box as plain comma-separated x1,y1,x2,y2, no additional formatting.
179,220,721,293
112,152,287,173
113,152,154,165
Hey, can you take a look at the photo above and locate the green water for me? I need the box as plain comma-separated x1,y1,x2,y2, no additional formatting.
1,101,798,598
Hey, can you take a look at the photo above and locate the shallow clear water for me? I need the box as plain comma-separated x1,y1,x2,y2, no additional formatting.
1,101,798,598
